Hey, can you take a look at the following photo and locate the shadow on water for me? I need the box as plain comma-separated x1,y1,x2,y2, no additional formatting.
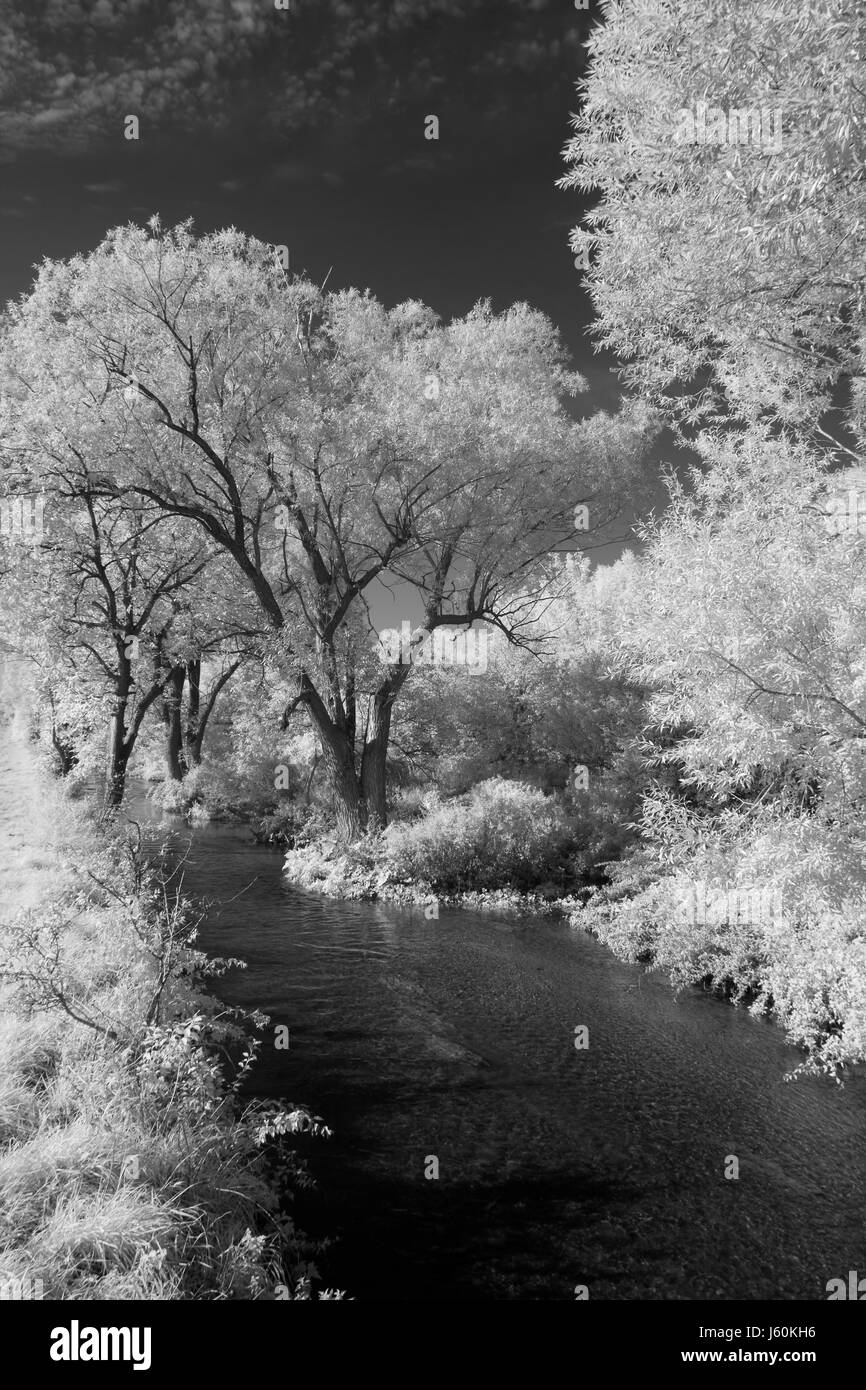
295,1167,646,1301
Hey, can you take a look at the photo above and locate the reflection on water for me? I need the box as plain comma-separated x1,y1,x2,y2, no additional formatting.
131,798,866,1301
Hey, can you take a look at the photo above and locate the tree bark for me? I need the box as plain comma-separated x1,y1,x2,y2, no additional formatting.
303,752,321,806
292,673,362,843
162,664,186,781
359,672,408,831
187,659,240,765
359,739,387,831
106,708,129,806
360,695,391,831
327,744,362,843
105,648,177,808
185,658,202,766
103,648,136,807
50,722,78,776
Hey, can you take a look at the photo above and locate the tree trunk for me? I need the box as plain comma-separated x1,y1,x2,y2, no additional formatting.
104,647,176,809
292,674,363,843
51,722,78,776
106,709,129,807
359,674,407,831
360,707,390,830
162,664,186,781
299,667,407,844
311,726,361,843
189,659,240,765
329,749,362,843
104,649,137,807
300,675,407,841
185,658,202,766
303,752,321,806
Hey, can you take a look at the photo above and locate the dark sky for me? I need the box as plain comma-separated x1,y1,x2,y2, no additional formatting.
0,0,683,563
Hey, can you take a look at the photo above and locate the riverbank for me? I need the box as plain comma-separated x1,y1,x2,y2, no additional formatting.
0,716,341,1300
282,837,585,915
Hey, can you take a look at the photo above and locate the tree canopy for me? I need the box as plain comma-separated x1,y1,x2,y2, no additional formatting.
0,219,655,834
560,0,866,434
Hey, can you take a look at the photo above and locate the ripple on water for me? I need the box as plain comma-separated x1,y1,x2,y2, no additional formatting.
128,801,866,1300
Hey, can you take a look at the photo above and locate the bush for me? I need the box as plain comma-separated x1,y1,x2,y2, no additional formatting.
282,832,386,901
253,800,329,848
574,797,866,1079
147,765,249,821
381,777,573,893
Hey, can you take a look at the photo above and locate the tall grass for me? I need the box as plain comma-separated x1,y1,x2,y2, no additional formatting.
0,726,342,1300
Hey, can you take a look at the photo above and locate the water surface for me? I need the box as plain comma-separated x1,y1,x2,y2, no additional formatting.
134,804,866,1301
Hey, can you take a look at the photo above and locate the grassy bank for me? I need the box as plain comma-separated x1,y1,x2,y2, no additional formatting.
0,713,342,1300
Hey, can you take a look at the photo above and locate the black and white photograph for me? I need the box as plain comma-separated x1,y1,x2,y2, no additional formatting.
0,0,863,1362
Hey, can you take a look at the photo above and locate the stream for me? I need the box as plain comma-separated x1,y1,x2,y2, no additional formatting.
132,800,866,1302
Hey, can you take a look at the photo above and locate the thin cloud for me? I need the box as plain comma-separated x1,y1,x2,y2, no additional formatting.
1,0,584,162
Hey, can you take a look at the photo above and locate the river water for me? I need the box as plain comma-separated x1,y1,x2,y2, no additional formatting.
132,803,866,1302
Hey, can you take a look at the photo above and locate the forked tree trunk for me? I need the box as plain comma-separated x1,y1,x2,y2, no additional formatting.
185,659,240,766
304,712,361,842
359,673,407,832
302,673,406,843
